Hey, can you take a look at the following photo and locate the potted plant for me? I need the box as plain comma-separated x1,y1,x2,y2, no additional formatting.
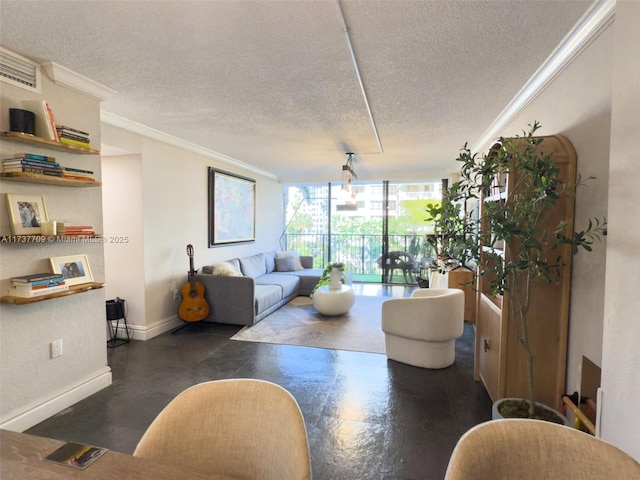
425,181,470,273
310,262,346,298
451,121,606,422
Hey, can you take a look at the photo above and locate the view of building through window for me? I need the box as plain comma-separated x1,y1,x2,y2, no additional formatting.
282,181,442,284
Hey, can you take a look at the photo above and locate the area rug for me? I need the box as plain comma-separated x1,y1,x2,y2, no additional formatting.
231,295,387,354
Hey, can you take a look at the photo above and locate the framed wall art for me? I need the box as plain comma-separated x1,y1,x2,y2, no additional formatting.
49,254,94,286
5,193,49,235
208,168,256,246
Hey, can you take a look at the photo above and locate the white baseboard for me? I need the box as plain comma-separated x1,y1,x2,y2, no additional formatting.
0,367,113,432
111,314,183,341
2,316,182,431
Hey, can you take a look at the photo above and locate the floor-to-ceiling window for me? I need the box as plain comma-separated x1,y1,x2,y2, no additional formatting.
282,180,440,284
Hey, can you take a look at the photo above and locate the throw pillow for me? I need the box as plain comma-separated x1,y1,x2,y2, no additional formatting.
211,262,242,277
276,251,303,271
265,250,276,273
275,256,296,272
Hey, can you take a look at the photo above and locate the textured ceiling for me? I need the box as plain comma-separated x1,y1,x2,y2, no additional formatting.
0,0,592,183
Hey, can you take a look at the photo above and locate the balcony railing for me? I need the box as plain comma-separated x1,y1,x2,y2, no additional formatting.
281,233,436,283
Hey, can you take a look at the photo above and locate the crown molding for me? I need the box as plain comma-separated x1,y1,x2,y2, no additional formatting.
42,62,117,101
472,0,616,153
100,111,278,180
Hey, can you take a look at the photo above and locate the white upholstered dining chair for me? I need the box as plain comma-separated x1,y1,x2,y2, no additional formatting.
444,419,640,479
133,379,312,480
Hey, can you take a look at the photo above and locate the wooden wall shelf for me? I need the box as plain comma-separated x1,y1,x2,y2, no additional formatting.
0,173,100,187
1,132,100,155
0,282,104,305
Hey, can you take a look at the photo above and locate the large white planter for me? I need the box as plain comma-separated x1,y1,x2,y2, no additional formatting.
492,398,570,426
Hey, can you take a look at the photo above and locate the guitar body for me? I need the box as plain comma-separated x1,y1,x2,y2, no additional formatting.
178,281,209,322
178,244,210,322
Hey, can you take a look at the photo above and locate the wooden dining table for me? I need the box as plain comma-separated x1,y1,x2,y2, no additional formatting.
0,429,239,479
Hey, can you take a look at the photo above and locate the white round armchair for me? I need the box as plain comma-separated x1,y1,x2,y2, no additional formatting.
381,288,465,368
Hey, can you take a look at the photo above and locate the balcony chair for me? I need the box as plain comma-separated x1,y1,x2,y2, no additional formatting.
444,418,640,479
381,288,465,368
377,251,416,283
133,379,312,480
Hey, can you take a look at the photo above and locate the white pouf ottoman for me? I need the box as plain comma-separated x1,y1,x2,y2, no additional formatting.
312,285,355,316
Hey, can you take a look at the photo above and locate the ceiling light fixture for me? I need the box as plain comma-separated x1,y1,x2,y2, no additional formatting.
338,152,358,211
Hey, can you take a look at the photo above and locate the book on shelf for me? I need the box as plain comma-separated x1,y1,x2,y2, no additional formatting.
12,272,64,283
13,280,66,290
13,153,57,162
57,223,96,235
7,283,70,298
2,167,64,177
1,156,96,181
61,166,95,181
45,103,59,141
12,277,66,288
57,131,90,142
3,158,61,168
23,100,57,140
58,137,91,149
55,125,90,137
59,230,96,236
62,166,94,174
56,125,90,145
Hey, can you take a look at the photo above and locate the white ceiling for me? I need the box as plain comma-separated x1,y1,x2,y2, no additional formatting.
0,0,594,183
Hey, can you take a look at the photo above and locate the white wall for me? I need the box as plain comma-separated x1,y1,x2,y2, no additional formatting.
600,0,640,460
100,123,284,339
469,8,640,458
0,75,110,431
102,154,146,333
485,24,613,401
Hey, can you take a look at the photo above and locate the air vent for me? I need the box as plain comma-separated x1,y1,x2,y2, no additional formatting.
0,47,41,93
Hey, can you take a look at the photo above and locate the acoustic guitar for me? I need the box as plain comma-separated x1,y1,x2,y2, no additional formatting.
178,244,210,322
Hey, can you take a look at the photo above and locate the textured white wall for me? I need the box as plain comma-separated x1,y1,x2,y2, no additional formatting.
102,154,146,331
0,75,110,429
474,6,640,458
489,25,614,402
600,0,640,461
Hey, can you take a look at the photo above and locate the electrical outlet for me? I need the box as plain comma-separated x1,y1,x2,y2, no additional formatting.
173,289,179,300
51,339,63,358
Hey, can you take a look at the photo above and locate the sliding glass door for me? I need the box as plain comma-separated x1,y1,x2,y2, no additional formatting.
283,180,440,284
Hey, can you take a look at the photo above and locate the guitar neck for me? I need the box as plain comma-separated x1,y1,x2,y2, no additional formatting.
189,256,196,284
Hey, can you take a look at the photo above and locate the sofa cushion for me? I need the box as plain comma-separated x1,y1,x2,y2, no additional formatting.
299,255,313,269
264,250,276,273
210,262,242,276
257,273,300,299
227,258,241,273
292,268,325,296
276,251,303,270
254,284,282,315
275,256,296,272
239,253,266,278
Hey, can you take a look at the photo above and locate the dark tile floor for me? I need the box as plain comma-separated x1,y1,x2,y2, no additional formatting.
26,284,492,480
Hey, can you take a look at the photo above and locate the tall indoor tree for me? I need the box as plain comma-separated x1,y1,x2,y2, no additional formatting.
451,122,606,418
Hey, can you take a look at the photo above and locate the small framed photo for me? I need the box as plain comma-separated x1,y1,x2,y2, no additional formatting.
5,193,49,235
49,254,94,286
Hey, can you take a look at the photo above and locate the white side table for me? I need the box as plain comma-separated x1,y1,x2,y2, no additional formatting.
312,285,355,316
